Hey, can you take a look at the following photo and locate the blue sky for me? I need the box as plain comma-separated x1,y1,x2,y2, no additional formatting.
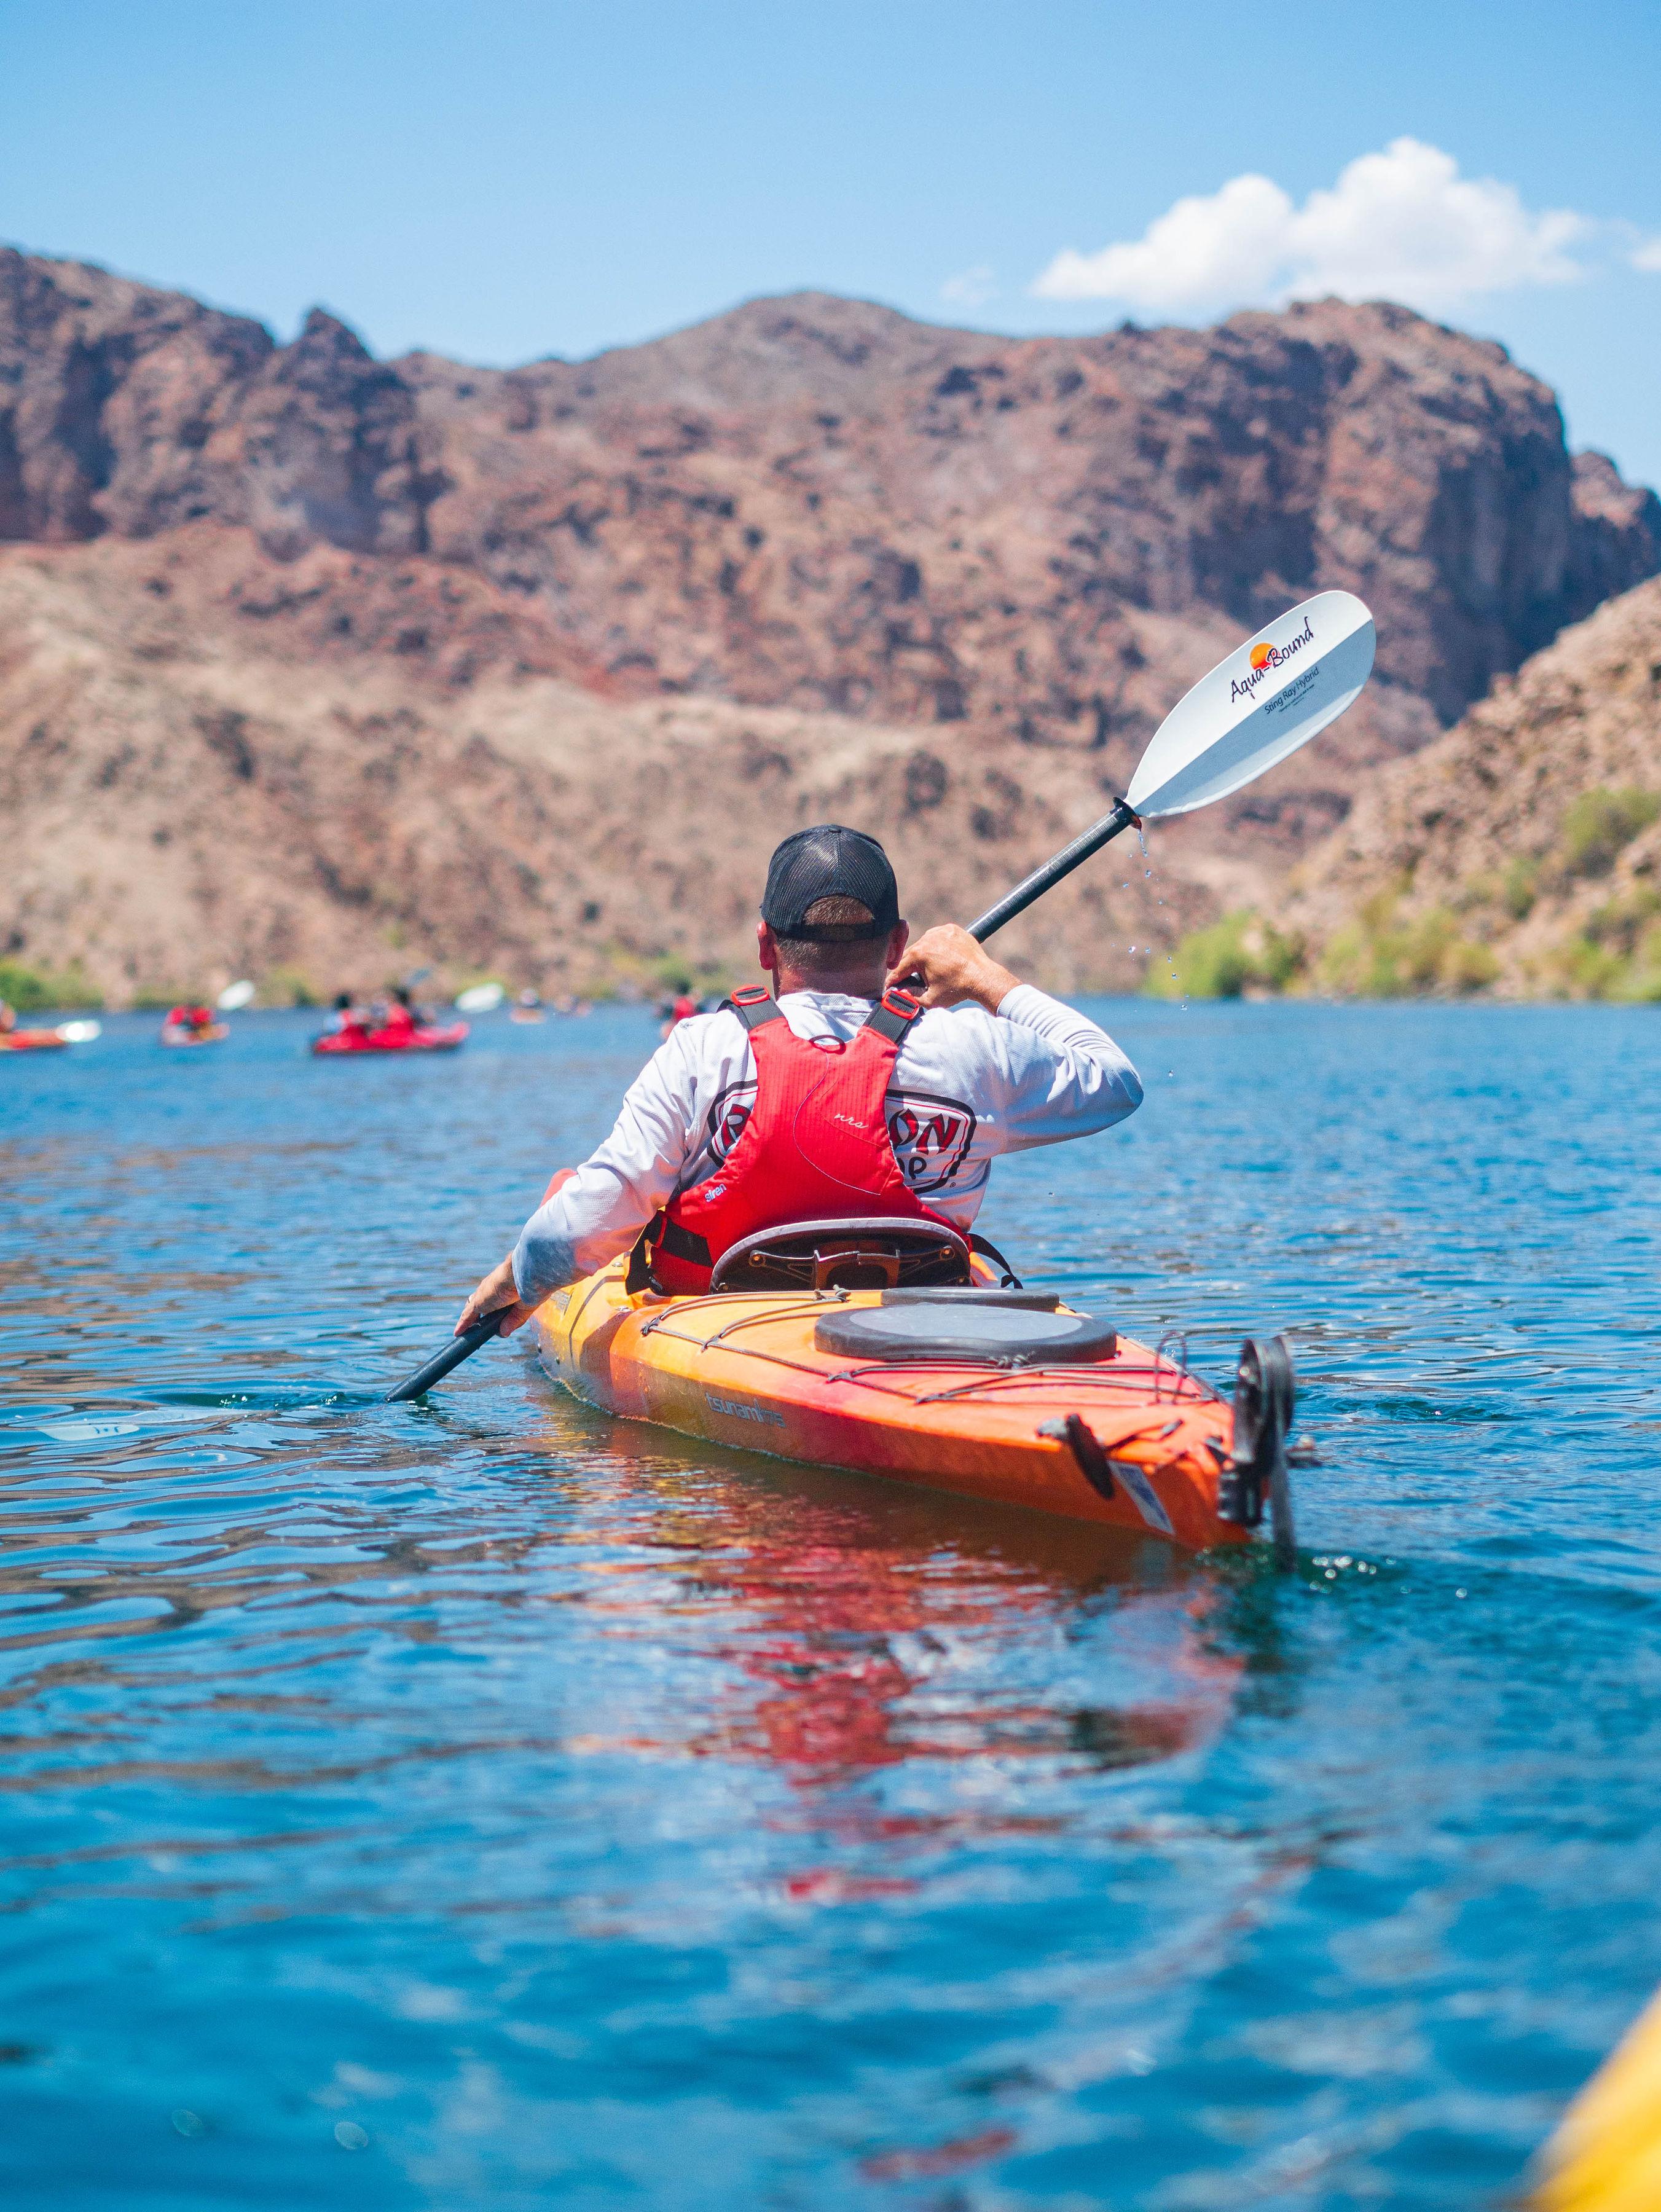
4,0,1659,484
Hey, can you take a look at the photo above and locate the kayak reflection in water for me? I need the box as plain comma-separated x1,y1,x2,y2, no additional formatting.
458,822,1144,1337
540,1439,1243,1805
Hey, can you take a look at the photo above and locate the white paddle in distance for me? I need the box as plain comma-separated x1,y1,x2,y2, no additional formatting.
967,589,1375,941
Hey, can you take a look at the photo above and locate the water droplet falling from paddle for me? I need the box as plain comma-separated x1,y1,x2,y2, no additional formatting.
1133,822,1190,1052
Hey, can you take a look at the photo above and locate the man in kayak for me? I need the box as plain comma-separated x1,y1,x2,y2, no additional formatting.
457,825,1143,1337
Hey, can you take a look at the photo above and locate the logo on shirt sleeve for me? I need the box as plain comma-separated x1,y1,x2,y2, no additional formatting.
704,1080,758,1165
887,1089,976,1194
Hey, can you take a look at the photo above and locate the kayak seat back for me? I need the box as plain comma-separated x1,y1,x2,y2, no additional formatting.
708,1215,973,1294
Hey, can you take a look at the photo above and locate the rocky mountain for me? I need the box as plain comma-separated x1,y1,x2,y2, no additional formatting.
1278,575,1661,1000
1,245,1656,1002
2,527,1220,1004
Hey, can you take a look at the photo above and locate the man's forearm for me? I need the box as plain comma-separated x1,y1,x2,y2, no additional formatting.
512,1163,658,1304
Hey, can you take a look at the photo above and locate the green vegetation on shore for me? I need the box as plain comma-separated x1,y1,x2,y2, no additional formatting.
0,958,103,1012
1548,887,1661,1001
1316,888,1499,997
1144,895,1496,1002
1148,782,1661,1003
1142,911,1302,1000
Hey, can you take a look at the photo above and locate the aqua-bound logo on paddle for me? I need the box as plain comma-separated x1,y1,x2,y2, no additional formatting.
1231,613,1314,705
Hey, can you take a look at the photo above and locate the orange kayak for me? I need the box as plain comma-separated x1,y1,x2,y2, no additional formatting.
533,1261,1291,1552
0,1028,69,1051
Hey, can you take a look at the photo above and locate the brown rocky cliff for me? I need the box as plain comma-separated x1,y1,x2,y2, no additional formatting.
3,246,1658,1002
1,528,1214,1003
3,253,1654,755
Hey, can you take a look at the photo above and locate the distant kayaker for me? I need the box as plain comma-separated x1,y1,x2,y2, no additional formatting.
0,998,14,1035
381,987,418,1037
659,990,698,1040
330,992,367,1035
457,824,1143,1338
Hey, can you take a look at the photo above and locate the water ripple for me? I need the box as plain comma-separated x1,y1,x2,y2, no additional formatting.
2,1003,1659,2207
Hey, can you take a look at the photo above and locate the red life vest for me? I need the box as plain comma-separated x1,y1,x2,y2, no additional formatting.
641,984,956,1295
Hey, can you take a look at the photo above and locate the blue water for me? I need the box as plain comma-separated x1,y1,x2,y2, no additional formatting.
3,1002,1659,2210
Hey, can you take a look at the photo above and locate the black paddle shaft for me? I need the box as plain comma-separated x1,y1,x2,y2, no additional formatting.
967,798,1141,943
385,1311,505,1402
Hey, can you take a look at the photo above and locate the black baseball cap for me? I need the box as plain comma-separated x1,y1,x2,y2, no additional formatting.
761,825,900,941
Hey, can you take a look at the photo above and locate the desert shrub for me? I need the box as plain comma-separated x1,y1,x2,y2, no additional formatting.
262,967,320,1007
1318,922,1404,997
1550,934,1629,998
1583,887,1661,955
646,954,734,999
1620,921,1661,1003
1316,896,1498,997
1144,911,1303,1000
0,959,103,1012
1502,857,1540,919
1440,935,1502,992
1559,787,1661,879
1550,898,1661,1000
1454,871,1496,914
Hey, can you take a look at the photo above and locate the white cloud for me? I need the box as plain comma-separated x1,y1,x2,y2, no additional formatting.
1632,237,1661,273
941,264,997,308
1033,138,1590,316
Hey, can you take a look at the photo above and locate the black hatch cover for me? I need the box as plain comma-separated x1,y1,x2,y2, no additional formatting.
814,1300,1117,1363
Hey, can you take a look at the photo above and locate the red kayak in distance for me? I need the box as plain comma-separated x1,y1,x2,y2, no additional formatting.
310,1021,469,1057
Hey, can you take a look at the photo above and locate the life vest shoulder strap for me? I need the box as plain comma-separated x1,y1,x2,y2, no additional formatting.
725,985,787,1032
860,986,924,1046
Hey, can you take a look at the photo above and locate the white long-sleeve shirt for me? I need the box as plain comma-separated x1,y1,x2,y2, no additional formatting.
511,986,1142,1301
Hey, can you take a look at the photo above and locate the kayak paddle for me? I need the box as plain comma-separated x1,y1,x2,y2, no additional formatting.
385,1312,505,1402
968,589,1375,940
387,587,1375,1400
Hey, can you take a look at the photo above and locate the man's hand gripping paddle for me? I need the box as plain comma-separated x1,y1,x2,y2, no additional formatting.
387,589,1376,1399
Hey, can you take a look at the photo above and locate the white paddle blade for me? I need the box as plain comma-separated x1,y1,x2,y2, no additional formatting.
1126,590,1376,820
55,1020,101,1043
217,979,256,1011
454,981,506,1013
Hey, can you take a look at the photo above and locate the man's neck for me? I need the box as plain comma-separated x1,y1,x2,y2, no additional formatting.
771,968,885,1000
